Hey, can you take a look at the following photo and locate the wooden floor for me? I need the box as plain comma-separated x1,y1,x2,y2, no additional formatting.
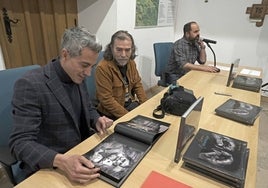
146,85,268,188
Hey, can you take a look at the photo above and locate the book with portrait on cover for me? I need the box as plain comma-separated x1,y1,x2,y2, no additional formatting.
232,75,262,92
182,128,249,188
84,115,170,187
215,98,262,125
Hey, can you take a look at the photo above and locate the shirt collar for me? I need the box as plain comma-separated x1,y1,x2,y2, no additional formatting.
53,58,74,84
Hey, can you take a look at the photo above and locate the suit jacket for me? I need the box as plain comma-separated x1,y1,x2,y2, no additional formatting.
9,59,100,175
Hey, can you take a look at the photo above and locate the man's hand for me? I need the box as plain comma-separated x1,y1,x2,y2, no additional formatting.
201,65,220,73
96,116,113,135
53,154,100,184
198,39,206,50
184,63,219,73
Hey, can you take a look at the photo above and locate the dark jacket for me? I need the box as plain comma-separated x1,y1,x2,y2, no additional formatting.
9,59,100,176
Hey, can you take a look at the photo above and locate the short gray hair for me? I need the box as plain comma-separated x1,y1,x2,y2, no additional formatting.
61,26,102,57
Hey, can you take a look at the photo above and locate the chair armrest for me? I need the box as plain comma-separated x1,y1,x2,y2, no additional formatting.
0,162,14,188
0,147,17,166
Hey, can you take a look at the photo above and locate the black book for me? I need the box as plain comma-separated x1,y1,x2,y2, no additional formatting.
182,128,249,188
84,115,170,187
232,75,262,92
215,98,262,125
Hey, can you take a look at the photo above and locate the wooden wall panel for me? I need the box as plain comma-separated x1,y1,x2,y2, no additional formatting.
0,0,78,68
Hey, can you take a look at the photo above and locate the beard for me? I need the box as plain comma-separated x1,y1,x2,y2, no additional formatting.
194,35,200,42
189,35,200,43
115,59,129,66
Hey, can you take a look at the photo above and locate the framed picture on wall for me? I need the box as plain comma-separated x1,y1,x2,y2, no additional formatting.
135,0,175,28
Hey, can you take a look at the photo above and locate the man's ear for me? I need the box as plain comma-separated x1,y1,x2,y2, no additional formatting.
185,32,190,38
61,48,68,59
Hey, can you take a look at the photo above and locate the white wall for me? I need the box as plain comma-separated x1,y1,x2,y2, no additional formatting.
0,46,5,70
175,0,268,83
116,0,175,89
78,0,175,89
77,0,116,47
77,0,268,89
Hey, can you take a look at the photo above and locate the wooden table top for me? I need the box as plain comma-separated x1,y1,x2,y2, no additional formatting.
15,65,262,188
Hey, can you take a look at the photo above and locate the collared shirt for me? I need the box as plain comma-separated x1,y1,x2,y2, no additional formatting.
166,37,202,78
118,65,131,103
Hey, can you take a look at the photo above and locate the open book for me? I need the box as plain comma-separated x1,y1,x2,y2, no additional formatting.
84,115,170,187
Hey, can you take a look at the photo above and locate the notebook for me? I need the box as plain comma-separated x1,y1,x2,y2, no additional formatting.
215,98,262,125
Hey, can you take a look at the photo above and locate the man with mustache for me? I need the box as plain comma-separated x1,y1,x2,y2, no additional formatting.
95,30,147,120
166,21,219,85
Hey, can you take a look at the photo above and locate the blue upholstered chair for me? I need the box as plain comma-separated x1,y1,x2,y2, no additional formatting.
153,42,173,87
0,64,41,185
85,51,104,107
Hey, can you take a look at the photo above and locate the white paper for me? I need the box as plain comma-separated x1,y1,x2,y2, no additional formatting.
240,68,261,76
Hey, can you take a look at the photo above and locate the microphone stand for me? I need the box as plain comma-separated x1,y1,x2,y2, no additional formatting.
205,42,217,67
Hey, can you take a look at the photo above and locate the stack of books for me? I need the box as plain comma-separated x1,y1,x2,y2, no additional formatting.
182,128,249,188
232,75,262,92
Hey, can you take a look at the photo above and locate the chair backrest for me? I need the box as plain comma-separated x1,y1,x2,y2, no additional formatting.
84,51,104,106
153,42,173,77
0,65,41,146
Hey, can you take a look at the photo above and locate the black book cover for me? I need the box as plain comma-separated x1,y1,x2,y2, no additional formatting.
232,75,262,92
182,128,249,188
215,98,262,125
84,115,170,187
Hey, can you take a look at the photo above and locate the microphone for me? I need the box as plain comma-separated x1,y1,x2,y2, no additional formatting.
201,37,218,68
201,38,217,44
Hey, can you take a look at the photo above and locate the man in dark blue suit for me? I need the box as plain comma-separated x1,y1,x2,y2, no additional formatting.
9,27,113,184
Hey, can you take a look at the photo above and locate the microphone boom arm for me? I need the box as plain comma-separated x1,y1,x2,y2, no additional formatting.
206,42,216,67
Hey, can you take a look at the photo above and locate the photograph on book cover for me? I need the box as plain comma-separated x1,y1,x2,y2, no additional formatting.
183,128,249,187
215,98,262,125
85,135,145,183
232,75,262,92
198,132,237,168
115,115,170,145
123,115,169,134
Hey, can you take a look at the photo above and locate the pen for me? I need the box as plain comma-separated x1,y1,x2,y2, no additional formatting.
214,92,232,97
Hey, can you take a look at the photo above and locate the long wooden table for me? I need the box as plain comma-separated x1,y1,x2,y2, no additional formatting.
15,66,262,188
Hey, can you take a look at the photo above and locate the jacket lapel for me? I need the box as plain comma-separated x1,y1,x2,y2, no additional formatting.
44,62,80,130
79,83,87,114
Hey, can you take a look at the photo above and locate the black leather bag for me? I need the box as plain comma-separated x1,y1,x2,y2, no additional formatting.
153,85,196,119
